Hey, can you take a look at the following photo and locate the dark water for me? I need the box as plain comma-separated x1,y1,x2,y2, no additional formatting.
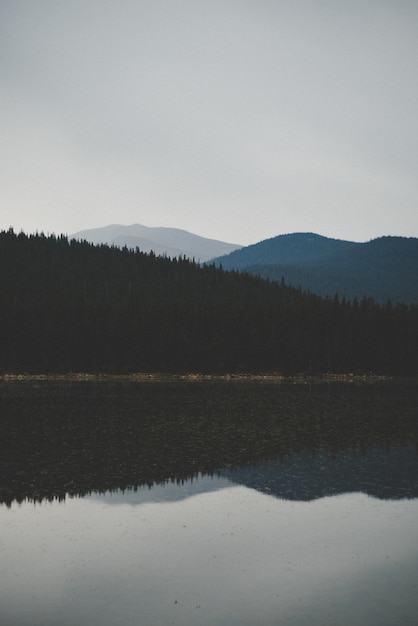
1,380,417,625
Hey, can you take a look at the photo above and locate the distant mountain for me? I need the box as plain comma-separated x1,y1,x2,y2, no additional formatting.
213,232,357,267
71,223,242,262
212,233,418,305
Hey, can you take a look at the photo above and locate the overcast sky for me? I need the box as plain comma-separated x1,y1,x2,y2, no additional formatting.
1,0,417,245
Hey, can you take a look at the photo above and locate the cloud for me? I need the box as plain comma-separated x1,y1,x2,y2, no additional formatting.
1,0,417,243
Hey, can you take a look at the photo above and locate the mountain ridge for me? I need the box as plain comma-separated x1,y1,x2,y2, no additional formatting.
70,225,418,304
212,232,418,305
71,223,243,262
213,232,358,267
2,228,417,376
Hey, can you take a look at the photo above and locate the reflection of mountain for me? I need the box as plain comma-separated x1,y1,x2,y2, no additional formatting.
1,380,417,506
89,444,418,506
222,444,418,501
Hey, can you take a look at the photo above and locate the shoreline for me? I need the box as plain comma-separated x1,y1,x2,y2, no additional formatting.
0,371,409,383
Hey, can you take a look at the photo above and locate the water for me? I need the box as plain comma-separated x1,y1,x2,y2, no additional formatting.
1,380,417,625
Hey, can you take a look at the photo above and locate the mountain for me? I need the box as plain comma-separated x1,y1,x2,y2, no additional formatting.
213,232,356,267
212,233,418,305
70,223,242,262
1,229,417,376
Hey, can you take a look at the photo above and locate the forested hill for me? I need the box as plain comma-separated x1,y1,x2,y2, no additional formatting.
212,233,418,305
0,229,417,376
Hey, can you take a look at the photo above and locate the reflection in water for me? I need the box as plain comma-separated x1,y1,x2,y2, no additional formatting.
1,380,417,505
1,380,418,624
224,443,418,501
1,481,418,626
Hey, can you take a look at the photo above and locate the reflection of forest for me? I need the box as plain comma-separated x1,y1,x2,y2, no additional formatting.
1,381,417,506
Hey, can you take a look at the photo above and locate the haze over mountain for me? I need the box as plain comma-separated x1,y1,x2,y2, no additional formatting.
71,224,242,262
212,233,418,305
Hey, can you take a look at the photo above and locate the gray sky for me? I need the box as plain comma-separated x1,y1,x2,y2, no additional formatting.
1,0,417,245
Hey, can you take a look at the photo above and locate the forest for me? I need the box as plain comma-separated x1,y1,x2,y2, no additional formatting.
0,229,417,376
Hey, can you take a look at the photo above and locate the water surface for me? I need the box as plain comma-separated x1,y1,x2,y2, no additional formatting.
1,380,417,625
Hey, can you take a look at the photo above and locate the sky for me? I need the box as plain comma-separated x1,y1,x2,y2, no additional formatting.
1,0,417,246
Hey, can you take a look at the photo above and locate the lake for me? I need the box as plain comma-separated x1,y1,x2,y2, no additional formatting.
1,379,417,625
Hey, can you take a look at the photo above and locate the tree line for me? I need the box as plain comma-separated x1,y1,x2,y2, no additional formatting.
0,229,417,375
